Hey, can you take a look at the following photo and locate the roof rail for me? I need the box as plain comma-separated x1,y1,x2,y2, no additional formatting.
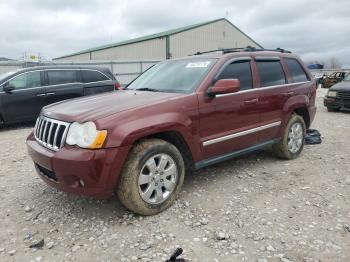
193,46,291,55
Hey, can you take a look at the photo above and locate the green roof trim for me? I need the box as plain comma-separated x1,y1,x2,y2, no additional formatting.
54,18,262,60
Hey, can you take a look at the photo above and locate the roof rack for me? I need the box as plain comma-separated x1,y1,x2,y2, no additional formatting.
193,46,291,55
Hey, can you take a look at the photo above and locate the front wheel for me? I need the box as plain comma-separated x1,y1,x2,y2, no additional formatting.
116,139,185,215
272,114,306,160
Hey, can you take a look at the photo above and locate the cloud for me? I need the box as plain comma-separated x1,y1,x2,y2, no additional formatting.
0,0,349,66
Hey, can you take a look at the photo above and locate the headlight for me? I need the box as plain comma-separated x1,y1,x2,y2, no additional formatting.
327,91,337,97
66,121,107,149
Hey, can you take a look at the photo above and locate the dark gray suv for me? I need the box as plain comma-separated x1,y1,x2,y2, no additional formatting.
0,66,120,125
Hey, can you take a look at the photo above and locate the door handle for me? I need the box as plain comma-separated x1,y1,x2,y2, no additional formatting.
36,93,46,97
46,92,55,96
244,98,258,105
283,91,294,97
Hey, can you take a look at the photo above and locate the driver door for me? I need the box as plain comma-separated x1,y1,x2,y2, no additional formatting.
2,71,46,123
198,58,260,159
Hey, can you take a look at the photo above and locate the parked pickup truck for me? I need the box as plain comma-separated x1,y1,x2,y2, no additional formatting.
27,47,317,215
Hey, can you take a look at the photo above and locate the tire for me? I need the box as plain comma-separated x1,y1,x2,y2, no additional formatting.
327,107,339,112
116,138,185,215
272,114,306,160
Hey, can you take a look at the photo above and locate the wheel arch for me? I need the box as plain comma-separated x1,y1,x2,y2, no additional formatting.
293,107,310,129
134,130,195,172
282,95,311,129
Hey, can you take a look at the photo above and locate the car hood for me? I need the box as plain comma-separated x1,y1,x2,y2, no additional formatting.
330,80,350,91
42,90,183,123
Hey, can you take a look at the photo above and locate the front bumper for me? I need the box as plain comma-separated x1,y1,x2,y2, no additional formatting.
26,132,131,198
324,97,350,109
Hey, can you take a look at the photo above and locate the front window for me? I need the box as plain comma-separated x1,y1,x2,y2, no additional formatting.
127,58,217,93
7,71,42,90
217,60,253,91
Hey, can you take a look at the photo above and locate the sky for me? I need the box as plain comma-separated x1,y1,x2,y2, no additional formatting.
0,0,349,66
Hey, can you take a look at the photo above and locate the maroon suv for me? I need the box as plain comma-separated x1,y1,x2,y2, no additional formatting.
27,48,317,215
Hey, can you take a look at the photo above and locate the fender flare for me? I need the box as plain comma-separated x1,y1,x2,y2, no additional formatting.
281,95,309,130
104,112,201,162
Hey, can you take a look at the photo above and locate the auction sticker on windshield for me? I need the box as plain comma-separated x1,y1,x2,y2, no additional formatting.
186,61,211,68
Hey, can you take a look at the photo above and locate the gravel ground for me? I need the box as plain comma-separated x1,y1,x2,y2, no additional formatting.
0,87,349,262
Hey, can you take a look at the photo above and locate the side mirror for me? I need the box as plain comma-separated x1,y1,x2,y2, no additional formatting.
208,79,240,97
3,83,15,92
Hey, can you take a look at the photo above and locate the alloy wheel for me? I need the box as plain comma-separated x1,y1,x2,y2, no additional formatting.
138,153,178,204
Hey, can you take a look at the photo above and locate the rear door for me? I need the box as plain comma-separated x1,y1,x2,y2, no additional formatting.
81,69,114,96
199,58,260,159
1,71,46,123
254,57,290,142
44,69,84,105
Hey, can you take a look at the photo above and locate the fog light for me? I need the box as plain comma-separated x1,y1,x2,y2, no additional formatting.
79,179,85,187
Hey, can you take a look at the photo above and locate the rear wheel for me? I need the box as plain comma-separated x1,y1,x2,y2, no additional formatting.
272,114,306,160
116,139,185,215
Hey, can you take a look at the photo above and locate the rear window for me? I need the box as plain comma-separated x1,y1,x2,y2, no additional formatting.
256,61,286,87
285,58,309,82
81,70,109,83
48,70,78,85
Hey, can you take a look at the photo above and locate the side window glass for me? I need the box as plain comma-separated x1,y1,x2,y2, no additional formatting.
256,61,286,87
7,71,41,90
284,58,309,83
48,70,77,85
26,71,42,88
82,70,109,83
217,61,252,90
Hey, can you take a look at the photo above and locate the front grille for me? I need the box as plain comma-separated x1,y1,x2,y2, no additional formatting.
337,91,350,101
34,115,70,151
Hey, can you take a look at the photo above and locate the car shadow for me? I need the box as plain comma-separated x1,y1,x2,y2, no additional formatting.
183,149,274,190
29,149,276,220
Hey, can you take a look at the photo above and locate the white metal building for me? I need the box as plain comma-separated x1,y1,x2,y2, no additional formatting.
54,18,262,62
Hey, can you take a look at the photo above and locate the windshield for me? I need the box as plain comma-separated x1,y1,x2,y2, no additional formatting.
344,73,350,81
127,58,217,93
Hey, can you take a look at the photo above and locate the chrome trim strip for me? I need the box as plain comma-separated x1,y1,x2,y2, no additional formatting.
202,121,281,147
79,69,112,80
214,81,310,97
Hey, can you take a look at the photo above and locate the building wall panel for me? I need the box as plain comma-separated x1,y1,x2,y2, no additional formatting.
55,52,91,62
91,38,166,60
169,20,260,58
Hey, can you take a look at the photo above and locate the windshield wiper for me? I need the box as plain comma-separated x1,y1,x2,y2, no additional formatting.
135,87,161,92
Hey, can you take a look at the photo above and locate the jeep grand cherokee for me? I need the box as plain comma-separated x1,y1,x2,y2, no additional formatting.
27,48,317,215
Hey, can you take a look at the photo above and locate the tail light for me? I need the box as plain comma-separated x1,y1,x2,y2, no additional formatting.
114,81,122,90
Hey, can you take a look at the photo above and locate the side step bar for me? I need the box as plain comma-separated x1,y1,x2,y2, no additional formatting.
194,139,280,170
